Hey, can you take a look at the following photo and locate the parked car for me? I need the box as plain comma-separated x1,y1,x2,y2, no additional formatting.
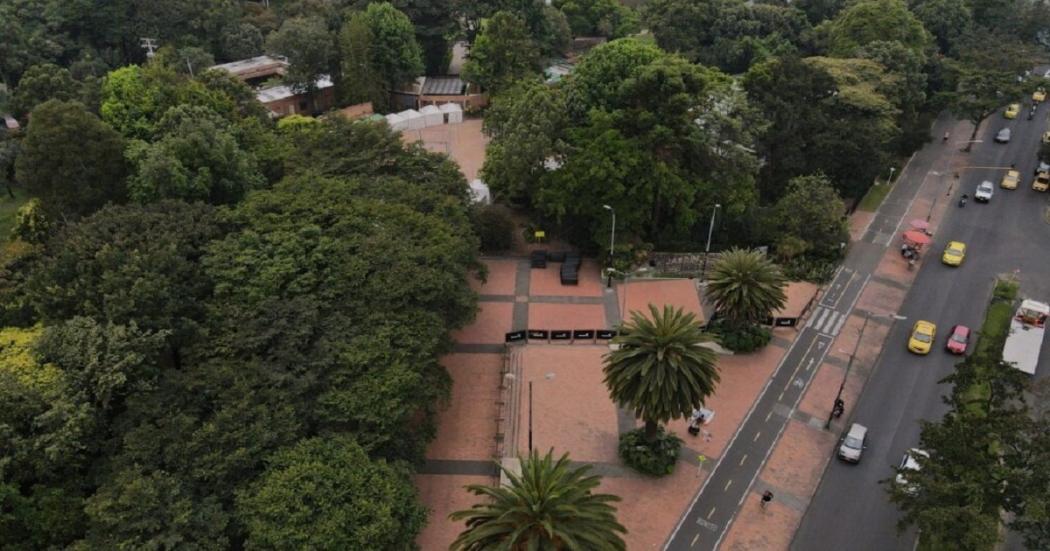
908,320,937,355
1043,131,1050,144
895,448,929,494
1001,170,1020,189
941,241,966,266
1034,87,1047,103
838,423,868,463
975,180,994,202
1036,161,1050,176
995,128,1011,143
1005,103,1021,118
946,324,971,354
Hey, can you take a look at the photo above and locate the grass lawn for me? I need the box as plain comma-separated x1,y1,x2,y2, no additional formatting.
961,279,1018,414
857,178,894,212
0,188,29,241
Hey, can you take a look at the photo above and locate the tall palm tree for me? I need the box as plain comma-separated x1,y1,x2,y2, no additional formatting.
604,304,720,441
706,247,787,326
449,450,626,550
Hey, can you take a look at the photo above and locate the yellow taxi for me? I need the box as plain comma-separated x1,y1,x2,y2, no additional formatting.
1034,88,1047,103
1005,103,1021,118
1000,169,1020,189
1043,131,1050,144
908,321,937,355
941,241,966,266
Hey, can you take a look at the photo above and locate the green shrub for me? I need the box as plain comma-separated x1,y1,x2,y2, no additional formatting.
473,204,515,253
618,426,681,476
710,321,771,353
783,256,839,283
12,198,52,244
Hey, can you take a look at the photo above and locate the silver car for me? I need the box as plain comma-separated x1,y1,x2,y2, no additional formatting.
975,180,994,202
995,128,1011,143
837,423,867,463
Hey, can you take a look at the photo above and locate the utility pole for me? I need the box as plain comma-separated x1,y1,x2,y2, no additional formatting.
140,38,158,60
825,312,905,429
700,204,721,281
603,205,615,287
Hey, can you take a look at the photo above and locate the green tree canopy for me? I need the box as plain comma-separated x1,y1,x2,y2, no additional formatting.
237,436,426,549
823,0,930,57
359,2,425,93
481,80,568,204
604,305,720,441
907,0,973,54
462,11,540,92
706,248,787,325
744,55,899,201
645,0,810,74
26,201,228,366
451,450,626,550
265,16,335,96
767,174,851,263
554,0,639,39
126,104,265,204
14,100,127,217
8,63,83,120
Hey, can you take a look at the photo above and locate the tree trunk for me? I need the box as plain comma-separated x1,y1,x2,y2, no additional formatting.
644,419,659,443
964,116,982,152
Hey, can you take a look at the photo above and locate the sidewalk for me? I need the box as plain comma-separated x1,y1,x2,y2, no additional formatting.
718,119,973,550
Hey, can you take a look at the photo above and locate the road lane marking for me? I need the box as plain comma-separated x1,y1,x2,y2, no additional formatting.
724,480,732,492
739,454,747,466
708,507,717,519
753,431,761,441
765,410,772,422
691,533,700,547
778,390,785,401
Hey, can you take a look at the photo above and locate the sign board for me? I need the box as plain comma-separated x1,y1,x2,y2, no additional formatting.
505,330,526,343
596,329,618,340
573,330,595,340
550,330,572,340
527,329,549,340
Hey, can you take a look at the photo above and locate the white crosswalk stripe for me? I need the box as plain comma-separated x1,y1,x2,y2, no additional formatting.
806,306,845,336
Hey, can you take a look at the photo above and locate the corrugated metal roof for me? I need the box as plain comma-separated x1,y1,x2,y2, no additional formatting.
422,77,465,95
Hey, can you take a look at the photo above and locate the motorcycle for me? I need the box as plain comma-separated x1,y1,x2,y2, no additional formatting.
959,194,968,207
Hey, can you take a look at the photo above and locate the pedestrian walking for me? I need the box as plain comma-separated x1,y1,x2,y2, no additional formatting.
761,490,774,510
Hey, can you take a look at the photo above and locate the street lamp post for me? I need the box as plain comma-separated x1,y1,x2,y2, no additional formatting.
700,203,721,281
825,311,905,429
528,372,556,452
603,205,615,288
888,166,896,183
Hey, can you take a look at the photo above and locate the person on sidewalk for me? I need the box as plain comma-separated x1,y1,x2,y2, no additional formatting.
761,490,774,509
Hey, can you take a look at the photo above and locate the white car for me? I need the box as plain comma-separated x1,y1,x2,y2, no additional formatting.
995,128,1011,143
837,423,868,463
895,448,929,494
975,181,994,202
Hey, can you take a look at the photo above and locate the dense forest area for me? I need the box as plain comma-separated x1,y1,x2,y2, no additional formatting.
0,0,1048,548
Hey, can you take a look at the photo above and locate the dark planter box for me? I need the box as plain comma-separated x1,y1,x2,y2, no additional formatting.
531,250,548,268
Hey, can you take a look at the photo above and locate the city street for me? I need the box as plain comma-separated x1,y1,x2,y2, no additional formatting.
791,96,1050,550
664,110,966,550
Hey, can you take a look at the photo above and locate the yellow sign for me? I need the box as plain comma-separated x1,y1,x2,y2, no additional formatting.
534,230,546,239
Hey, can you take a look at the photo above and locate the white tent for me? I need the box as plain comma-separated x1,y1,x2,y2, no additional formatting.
384,113,407,131
398,109,425,130
439,102,463,124
469,179,491,204
419,104,444,127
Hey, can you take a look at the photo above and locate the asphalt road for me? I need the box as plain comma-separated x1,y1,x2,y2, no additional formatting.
663,110,965,550
791,92,1050,550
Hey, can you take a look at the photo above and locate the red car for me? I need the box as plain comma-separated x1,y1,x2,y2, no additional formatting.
945,325,970,354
